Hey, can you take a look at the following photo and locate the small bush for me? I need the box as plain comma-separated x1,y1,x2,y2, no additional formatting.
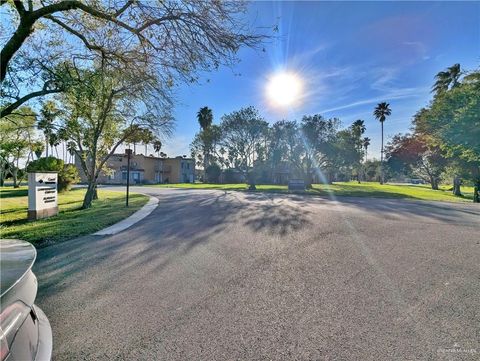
26,157,80,192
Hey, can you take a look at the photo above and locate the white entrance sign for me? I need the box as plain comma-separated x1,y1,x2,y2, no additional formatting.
28,172,59,220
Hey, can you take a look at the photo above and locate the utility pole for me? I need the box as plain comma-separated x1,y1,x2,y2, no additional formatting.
126,148,132,207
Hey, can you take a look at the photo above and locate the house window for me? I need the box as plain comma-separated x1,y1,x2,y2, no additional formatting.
108,170,116,180
132,172,140,181
122,171,127,180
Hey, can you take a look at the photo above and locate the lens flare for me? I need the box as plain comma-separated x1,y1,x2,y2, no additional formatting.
266,72,303,108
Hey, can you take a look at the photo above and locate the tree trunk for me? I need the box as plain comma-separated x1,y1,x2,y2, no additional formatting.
203,152,209,183
430,177,439,190
452,176,462,196
93,184,98,200
304,162,312,189
82,181,97,209
304,176,312,189
12,168,19,188
473,171,480,203
380,121,384,184
247,169,256,190
472,166,480,203
327,170,333,185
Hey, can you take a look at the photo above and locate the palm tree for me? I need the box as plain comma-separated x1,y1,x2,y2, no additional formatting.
38,101,60,157
57,127,69,162
153,140,162,156
432,63,461,94
363,137,371,162
352,119,366,135
49,133,60,158
197,106,213,182
373,102,391,184
351,119,366,152
66,141,76,163
350,120,366,183
197,106,213,130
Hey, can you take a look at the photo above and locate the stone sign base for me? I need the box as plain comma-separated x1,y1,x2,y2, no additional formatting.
28,207,59,221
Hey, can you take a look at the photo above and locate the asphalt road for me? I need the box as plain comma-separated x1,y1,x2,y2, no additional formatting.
35,188,480,360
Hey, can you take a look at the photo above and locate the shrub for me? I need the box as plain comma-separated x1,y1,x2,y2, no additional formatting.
26,157,80,192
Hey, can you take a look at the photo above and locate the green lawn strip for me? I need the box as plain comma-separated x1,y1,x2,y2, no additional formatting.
0,188,149,245
315,182,473,202
145,182,472,202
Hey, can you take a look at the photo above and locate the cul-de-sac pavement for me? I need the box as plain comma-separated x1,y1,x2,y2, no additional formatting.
35,187,480,360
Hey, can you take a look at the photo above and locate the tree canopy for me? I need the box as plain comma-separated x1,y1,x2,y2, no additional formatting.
1,0,266,117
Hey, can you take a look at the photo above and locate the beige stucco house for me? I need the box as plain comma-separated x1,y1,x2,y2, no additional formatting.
76,153,195,184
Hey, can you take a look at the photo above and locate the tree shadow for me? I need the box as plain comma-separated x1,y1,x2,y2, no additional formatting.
31,187,480,360
0,188,28,198
34,187,479,315
34,189,312,301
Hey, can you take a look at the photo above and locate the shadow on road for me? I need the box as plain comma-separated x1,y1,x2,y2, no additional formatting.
35,190,313,300
33,188,480,360
35,189,479,304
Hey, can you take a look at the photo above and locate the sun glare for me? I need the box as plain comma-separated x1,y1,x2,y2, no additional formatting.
266,72,303,108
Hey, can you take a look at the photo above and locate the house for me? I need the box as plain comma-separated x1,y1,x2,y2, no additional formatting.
76,153,195,184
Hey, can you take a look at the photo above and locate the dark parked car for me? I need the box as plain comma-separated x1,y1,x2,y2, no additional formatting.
0,239,52,361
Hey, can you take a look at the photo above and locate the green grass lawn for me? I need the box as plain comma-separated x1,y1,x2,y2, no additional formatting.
147,181,474,203
310,182,474,202
0,187,149,246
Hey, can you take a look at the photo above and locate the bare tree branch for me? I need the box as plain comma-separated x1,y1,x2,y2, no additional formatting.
1,85,62,118
45,15,105,55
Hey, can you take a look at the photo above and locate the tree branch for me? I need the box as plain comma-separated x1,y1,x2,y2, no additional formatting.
31,1,137,33
13,0,26,16
1,0,137,81
114,0,133,17
1,85,63,118
95,132,131,179
45,15,105,55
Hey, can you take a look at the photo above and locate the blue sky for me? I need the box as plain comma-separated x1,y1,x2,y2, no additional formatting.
161,1,479,159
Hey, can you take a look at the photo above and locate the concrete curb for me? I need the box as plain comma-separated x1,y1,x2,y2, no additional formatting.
93,195,159,236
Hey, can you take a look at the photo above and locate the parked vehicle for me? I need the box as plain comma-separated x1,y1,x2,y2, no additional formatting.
0,239,52,361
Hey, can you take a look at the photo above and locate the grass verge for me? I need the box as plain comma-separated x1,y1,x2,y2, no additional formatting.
147,182,474,203
0,187,149,246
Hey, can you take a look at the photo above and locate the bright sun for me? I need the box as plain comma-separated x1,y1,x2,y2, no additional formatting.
266,71,303,107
